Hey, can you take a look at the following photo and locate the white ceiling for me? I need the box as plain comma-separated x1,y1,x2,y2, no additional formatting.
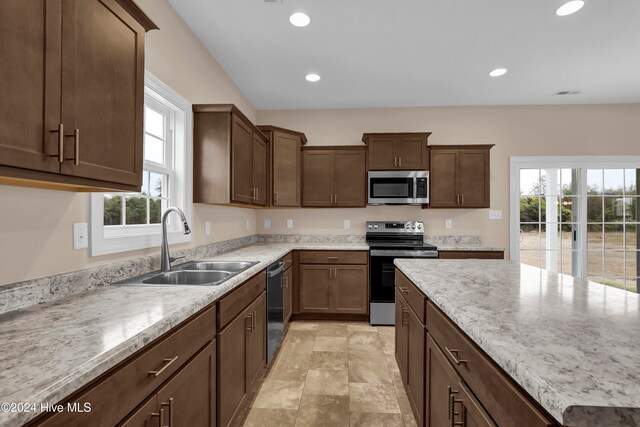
168,0,640,110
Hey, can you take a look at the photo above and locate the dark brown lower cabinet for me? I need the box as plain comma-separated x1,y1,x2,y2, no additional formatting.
121,340,217,427
426,334,494,427
395,290,425,426
218,292,266,427
299,264,368,315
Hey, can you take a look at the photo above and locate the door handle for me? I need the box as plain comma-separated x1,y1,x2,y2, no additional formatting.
148,356,179,377
394,156,398,167
334,193,338,204
253,311,256,331
274,192,278,203
245,314,253,331
444,347,468,365
50,123,64,163
66,128,80,165
460,194,464,205
256,187,259,201
398,157,402,167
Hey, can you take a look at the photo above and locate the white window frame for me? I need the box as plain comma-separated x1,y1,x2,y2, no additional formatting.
90,72,193,256
509,156,640,268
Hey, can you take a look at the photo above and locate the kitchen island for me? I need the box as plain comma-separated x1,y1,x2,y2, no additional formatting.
394,259,640,427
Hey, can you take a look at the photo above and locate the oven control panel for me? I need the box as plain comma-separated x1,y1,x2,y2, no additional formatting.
366,221,424,233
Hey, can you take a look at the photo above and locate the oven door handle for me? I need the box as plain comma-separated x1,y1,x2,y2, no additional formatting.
370,249,438,258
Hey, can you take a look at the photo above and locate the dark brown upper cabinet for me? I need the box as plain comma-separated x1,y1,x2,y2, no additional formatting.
362,132,431,170
302,146,366,207
193,104,268,207
0,0,156,192
258,125,307,207
428,145,494,208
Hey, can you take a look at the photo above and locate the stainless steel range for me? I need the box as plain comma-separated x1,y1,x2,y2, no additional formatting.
367,221,438,325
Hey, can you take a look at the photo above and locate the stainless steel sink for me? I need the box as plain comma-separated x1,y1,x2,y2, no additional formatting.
113,260,259,286
174,261,258,273
142,270,232,286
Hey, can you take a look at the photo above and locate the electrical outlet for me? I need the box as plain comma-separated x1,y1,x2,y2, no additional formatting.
264,219,271,229
344,219,351,229
73,223,88,250
246,219,250,230
489,210,503,220
286,219,293,229
205,221,211,235
445,219,452,229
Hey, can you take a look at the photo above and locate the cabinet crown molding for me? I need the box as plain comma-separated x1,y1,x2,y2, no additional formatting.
257,125,308,144
361,132,431,144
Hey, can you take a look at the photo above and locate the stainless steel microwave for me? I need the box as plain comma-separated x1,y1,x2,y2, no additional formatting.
367,171,429,205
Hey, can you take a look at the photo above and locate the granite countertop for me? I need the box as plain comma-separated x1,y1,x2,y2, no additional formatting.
394,259,640,427
0,242,367,427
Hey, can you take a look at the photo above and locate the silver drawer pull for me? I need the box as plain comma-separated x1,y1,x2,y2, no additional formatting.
445,347,468,365
148,356,179,377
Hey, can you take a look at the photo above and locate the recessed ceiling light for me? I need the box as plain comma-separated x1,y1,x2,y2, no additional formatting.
556,1,584,16
289,12,310,27
305,73,320,82
489,68,508,77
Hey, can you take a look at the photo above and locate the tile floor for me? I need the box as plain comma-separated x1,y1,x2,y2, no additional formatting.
243,321,417,427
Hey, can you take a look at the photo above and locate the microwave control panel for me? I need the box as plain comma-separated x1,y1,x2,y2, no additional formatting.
416,178,428,198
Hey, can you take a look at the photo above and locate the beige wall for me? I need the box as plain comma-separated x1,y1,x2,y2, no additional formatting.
256,104,640,258
0,0,258,286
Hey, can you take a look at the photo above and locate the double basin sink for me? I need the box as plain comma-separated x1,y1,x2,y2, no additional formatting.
115,261,259,286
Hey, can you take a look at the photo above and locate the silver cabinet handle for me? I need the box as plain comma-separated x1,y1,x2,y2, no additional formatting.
445,347,468,365
334,193,338,205
148,356,179,377
66,128,80,165
460,194,464,205
398,157,402,167
50,123,64,163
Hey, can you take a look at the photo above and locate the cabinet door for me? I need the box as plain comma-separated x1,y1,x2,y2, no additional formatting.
302,150,334,206
59,0,145,187
426,333,463,427
231,116,255,204
272,132,301,207
252,133,267,206
395,290,409,383
218,309,250,427
456,382,497,427
458,148,490,208
406,306,425,426
334,265,368,314
334,150,366,207
299,265,332,313
156,341,216,427
283,267,293,326
430,149,459,208
367,137,396,170
0,0,61,174
118,395,159,427
396,136,428,170
246,293,266,393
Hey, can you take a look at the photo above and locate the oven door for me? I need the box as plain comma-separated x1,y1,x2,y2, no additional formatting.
369,249,438,304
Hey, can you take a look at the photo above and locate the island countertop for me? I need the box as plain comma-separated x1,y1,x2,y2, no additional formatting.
394,259,640,427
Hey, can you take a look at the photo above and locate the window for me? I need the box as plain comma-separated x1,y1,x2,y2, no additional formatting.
511,157,640,293
90,72,192,256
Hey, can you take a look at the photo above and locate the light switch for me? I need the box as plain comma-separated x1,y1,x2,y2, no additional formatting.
344,219,351,229
246,219,251,230
205,221,211,235
264,219,271,229
286,219,293,229
445,219,452,229
73,223,88,250
489,210,503,220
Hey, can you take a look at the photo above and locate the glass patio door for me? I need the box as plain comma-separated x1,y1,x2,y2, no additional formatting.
517,165,639,293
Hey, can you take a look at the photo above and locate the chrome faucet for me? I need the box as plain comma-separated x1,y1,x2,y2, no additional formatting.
160,207,191,272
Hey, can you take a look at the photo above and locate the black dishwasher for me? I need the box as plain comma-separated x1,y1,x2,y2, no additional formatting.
266,258,285,365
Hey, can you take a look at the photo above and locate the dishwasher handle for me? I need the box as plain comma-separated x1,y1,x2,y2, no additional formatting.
267,261,286,278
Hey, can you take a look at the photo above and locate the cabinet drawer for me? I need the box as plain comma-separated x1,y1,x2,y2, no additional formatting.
284,251,293,271
218,271,266,329
299,250,368,265
427,301,554,427
37,305,216,427
395,270,425,324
